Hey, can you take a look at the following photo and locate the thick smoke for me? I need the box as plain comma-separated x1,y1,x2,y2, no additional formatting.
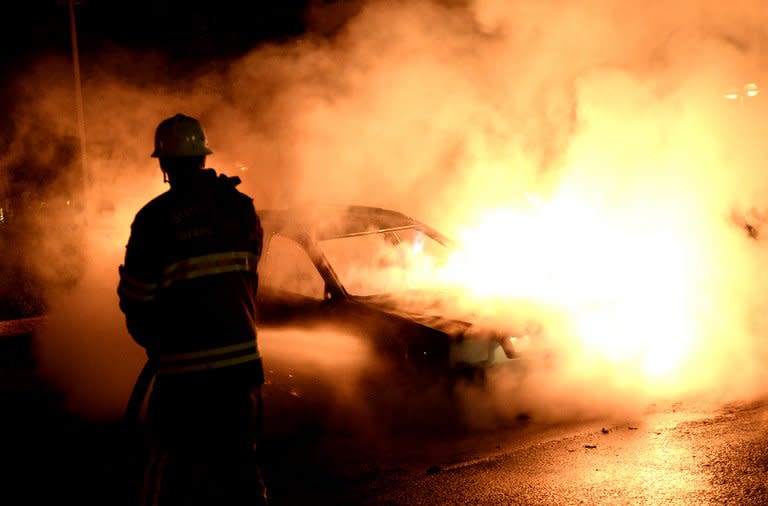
7,0,768,424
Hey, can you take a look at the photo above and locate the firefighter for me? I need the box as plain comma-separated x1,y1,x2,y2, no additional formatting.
118,113,267,505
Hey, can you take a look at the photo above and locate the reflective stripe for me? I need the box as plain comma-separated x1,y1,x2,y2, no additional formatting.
158,341,256,363
118,284,157,302
157,351,261,375
118,266,158,302
156,340,260,375
117,283,155,302
160,251,259,289
118,251,258,302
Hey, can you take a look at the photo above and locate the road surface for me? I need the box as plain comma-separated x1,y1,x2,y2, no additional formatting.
2,317,767,505
259,398,768,505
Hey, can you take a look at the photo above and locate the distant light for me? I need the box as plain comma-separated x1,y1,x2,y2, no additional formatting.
0,208,4,224
66,200,71,206
724,83,760,101
239,166,248,172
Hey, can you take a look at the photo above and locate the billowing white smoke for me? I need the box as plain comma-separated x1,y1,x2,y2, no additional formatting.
8,0,768,422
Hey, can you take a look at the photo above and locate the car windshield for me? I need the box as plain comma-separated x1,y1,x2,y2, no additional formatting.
319,226,450,296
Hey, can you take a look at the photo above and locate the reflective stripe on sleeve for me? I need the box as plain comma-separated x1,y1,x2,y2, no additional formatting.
118,265,158,302
160,251,259,289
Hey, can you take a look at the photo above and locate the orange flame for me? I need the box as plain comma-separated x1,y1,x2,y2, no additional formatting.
402,183,713,390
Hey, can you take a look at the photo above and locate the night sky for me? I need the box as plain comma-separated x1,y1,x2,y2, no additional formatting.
1,1,313,81
0,0,324,170
0,0,327,201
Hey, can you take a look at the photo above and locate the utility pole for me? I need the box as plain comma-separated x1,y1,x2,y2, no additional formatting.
68,0,88,203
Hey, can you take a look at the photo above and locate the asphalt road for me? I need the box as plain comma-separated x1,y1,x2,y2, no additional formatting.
2,318,767,505
259,398,768,505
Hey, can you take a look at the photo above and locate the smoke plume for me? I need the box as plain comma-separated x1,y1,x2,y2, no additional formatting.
6,0,768,425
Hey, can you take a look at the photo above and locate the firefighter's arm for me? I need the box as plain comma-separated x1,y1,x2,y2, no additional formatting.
118,265,158,348
118,219,161,350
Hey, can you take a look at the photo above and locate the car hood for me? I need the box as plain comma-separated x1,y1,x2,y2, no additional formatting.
352,291,551,365
351,291,521,340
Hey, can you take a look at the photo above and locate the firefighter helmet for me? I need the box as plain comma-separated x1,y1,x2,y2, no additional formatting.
151,113,213,158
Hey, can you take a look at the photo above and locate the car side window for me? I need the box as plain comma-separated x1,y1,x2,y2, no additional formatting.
259,234,325,300
320,228,448,296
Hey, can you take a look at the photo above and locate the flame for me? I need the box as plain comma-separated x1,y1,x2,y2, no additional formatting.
399,181,713,390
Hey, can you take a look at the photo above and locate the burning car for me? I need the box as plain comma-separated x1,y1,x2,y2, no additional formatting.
256,206,548,422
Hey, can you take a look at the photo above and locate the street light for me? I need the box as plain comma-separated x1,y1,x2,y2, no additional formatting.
64,0,88,202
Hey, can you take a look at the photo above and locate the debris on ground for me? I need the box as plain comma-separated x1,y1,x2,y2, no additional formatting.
516,413,531,422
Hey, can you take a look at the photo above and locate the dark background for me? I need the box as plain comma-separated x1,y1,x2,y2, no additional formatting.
0,1,312,72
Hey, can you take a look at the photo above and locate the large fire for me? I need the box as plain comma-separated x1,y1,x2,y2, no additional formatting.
440,192,701,386
393,113,765,396
15,0,768,420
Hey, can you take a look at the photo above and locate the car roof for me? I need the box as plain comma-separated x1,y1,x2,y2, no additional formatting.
256,205,450,244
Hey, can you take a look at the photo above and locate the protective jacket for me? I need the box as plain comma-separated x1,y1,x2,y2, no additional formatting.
118,168,263,383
